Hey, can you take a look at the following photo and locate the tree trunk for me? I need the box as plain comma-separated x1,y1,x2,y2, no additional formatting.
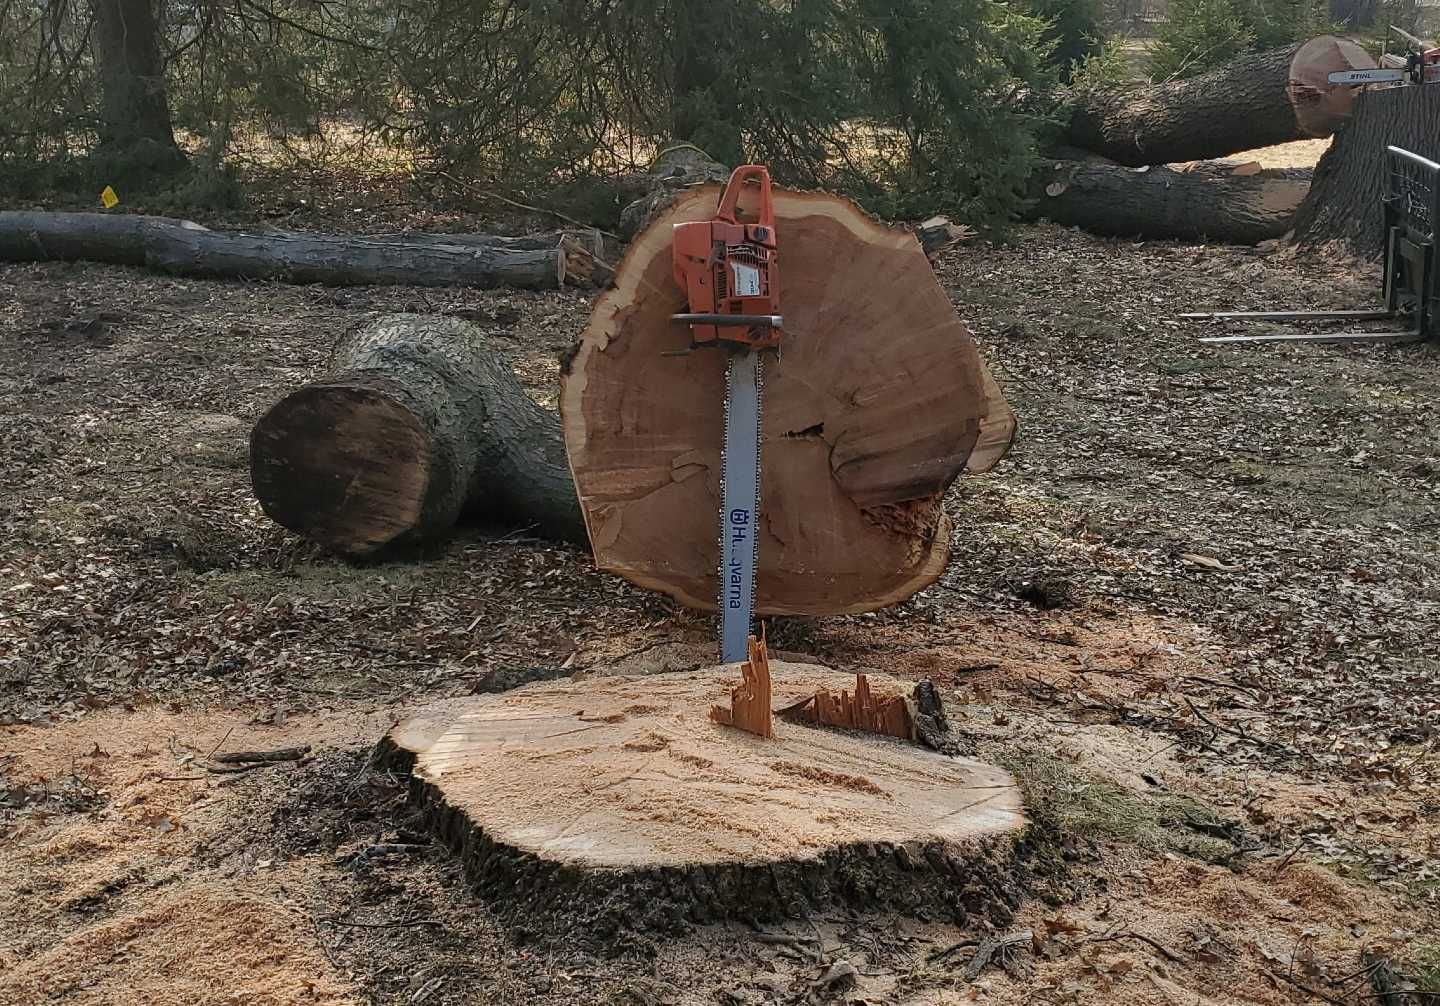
560,185,1016,616
1293,83,1440,259
1329,0,1378,28
89,0,186,177
250,315,585,556
1066,36,1373,166
1031,160,1312,244
671,4,744,165
0,212,587,289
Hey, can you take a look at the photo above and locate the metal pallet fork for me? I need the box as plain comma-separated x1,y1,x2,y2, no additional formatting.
1182,146,1439,346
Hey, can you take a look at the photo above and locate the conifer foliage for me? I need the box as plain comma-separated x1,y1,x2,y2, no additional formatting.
0,0,1053,227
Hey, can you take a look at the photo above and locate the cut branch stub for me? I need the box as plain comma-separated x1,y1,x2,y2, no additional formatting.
560,186,1015,615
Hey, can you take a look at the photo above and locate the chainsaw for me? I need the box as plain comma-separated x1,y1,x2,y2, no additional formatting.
671,164,782,663
1328,25,1439,86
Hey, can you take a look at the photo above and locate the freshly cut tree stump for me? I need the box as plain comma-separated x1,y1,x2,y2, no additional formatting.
1065,36,1373,167
560,185,1016,615
251,314,585,555
383,662,1026,942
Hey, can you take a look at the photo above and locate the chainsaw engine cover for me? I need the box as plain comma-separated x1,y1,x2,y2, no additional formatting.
672,165,781,349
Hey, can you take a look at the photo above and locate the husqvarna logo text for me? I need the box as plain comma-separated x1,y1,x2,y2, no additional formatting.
727,509,750,609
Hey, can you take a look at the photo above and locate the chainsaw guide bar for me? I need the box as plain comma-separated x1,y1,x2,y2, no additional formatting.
671,164,783,663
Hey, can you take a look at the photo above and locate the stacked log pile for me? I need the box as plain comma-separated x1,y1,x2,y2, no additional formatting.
1037,34,1375,244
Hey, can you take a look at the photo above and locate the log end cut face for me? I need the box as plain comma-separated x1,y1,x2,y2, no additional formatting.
1288,35,1376,138
389,663,1025,871
561,187,1014,614
250,381,437,554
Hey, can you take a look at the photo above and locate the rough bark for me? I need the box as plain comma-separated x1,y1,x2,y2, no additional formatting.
1293,82,1440,259
250,314,585,556
615,144,730,239
356,228,614,285
561,185,1016,616
1066,36,1373,166
89,0,186,177
1032,160,1313,244
0,212,580,289
378,664,1026,949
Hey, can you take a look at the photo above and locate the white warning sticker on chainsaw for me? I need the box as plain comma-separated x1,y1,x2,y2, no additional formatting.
730,262,762,297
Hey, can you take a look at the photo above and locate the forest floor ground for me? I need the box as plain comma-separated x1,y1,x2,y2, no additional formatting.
2,149,1438,1005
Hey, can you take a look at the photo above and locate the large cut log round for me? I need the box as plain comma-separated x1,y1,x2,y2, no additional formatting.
1032,160,1312,244
250,314,585,555
1066,36,1374,166
382,662,1025,939
559,186,1016,615
1294,78,1440,258
0,211,589,289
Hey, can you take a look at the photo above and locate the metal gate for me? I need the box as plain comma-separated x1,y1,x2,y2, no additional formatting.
1383,145,1440,339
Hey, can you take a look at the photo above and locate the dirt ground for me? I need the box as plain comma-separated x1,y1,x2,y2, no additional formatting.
3,167,1439,1005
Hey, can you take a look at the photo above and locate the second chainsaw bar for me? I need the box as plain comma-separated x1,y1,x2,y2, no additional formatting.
1328,25,1439,87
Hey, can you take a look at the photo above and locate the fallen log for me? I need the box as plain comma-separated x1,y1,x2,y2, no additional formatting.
250,314,586,555
1293,76,1440,259
560,184,1016,615
357,228,614,285
614,143,731,239
1031,160,1312,244
0,211,586,290
356,229,603,253
1066,36,1373,166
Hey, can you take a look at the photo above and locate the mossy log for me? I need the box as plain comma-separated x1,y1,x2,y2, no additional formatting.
1032,160,1313,244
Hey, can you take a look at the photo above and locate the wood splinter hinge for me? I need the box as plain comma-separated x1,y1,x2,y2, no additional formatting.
709,632,773,738
710,635,915,742
776,673,915,741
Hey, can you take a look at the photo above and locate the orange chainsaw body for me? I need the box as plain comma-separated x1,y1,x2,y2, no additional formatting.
672,164,781,349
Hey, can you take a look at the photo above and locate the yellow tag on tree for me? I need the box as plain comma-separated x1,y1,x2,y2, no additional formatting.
100,185,119,209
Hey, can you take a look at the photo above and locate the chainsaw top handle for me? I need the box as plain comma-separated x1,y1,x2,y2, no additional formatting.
715,165,775,231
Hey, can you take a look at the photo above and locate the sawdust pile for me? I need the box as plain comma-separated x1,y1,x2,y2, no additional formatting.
1,706,398,1006
4,888,355,1006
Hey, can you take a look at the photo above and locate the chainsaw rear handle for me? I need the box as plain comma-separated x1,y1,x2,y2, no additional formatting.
715,164,776,233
